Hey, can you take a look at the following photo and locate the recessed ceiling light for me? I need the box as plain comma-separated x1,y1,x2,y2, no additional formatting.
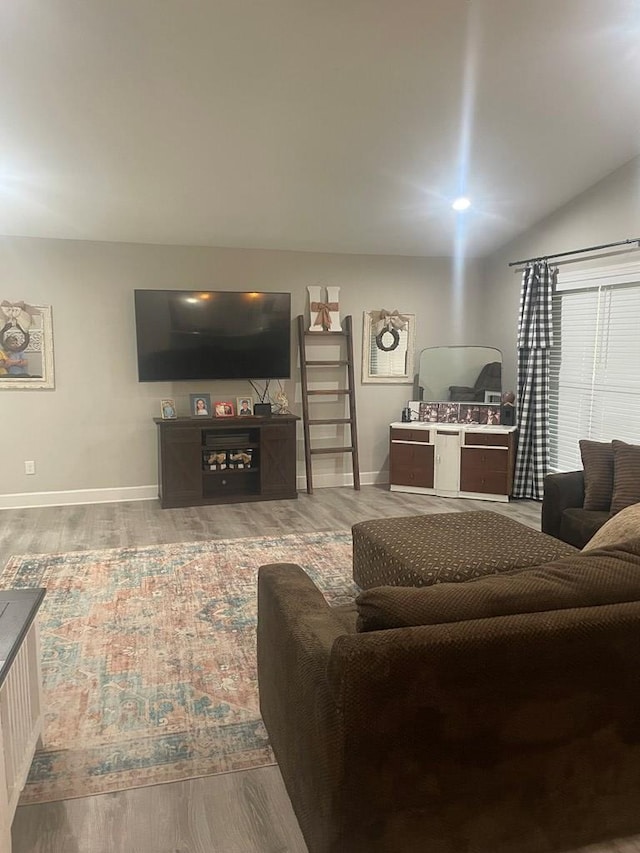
452,197,471,211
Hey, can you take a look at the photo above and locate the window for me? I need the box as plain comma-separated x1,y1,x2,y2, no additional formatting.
549,262,640,472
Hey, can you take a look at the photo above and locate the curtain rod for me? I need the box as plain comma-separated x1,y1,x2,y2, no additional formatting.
508,238,640,268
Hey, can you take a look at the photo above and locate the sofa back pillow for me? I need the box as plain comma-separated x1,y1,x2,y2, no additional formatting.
583,502,640,551
579,439,614,511
356,539,640,632
611,440,640,514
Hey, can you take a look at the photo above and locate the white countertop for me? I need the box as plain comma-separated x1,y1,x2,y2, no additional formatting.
390,421,517,433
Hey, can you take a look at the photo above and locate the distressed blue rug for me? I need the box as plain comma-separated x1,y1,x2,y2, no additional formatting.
1,531,355,803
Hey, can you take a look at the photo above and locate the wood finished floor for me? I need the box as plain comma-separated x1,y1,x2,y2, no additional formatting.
3,487,639,853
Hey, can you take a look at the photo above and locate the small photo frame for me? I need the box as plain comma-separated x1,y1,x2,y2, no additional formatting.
486,404,501,425
418,402,439,423
459,404,481,425
214,400,235,417
438,402,460,423
190,393,212,417
236,396,254,416
406,401,422,422
160,398,177,419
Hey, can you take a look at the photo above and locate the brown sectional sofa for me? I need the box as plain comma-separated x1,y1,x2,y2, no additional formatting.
541,469,611,547
542,439,640,548
257,527,640,853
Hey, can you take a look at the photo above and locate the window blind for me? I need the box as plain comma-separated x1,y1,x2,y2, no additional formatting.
549,281,640,472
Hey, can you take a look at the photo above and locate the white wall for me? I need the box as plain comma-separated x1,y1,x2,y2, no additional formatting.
482,155,640,391
0,237,486,506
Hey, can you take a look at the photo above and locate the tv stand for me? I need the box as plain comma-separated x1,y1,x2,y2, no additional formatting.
154,415,299,508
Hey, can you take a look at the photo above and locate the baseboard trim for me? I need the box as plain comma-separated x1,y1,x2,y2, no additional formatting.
0,485,159,510
296,470,387,490
1,471,391,510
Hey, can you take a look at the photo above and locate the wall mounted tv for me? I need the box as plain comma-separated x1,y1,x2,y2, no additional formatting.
134,290,291,382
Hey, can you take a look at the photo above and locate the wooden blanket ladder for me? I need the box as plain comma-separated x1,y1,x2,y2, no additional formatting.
297,314,360,495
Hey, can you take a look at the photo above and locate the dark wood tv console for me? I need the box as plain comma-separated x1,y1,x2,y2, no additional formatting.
154,415,299,508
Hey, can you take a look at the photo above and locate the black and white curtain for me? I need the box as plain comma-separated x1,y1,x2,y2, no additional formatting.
512,261,554,500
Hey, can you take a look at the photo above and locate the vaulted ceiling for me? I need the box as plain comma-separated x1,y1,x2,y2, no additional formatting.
1,0,639,256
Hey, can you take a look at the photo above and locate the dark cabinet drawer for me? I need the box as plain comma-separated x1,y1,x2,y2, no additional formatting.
464,432,510,447
390,427,431,443
390,443,434,488
203,469,260,499
460,447,508,474
460,468,509,495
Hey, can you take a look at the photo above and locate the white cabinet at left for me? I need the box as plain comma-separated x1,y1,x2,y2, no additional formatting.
0,589,45,853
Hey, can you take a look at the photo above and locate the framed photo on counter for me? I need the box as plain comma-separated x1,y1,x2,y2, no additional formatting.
190,393,211,417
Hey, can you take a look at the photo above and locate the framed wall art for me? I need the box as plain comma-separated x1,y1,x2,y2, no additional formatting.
0,301,54,389
362,309,415,384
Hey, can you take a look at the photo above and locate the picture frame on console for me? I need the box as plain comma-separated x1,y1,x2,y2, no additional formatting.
418,402,439,422
214,400,235,417
459,404,482,424
190,393,211,417
160,398,177,419
438,402,460,423
236,396,254,416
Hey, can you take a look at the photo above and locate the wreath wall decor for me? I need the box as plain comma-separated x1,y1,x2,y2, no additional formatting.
362,309,415,385
375,327,400,351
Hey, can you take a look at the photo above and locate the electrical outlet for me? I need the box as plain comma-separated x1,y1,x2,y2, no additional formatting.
24,460,35,475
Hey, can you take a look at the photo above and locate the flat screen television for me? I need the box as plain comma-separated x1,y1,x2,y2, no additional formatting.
134,289,291,382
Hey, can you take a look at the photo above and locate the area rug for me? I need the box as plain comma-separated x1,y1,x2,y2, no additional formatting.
0,531,356,805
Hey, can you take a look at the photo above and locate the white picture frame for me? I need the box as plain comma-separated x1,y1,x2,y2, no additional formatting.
0,302,55,390
361,310,415,385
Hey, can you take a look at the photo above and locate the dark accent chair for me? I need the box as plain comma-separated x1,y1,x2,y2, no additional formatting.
541,470,611,548
449,360,502,402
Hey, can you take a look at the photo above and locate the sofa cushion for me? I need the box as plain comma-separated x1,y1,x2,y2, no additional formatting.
579,439,614,511
331,602,359,633
611,440,640,514
355,540,640,632
583,502,640,552
559,507,611,549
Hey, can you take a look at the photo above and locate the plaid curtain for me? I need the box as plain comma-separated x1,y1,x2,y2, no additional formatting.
512,261,554,500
